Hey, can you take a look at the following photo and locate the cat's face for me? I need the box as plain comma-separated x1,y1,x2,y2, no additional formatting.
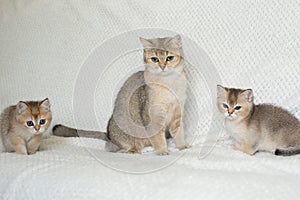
217,85,254,121
140,35,184,75
15,98,52,134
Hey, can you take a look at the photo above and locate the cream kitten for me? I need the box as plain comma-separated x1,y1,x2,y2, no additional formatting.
217,85,300,156
53,35,190,155
0,98,52,155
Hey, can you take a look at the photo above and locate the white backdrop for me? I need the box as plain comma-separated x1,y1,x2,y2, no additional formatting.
1,0,299,129
0,1,300,199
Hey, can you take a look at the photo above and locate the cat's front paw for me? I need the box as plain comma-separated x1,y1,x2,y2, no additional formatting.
27,149,37,155
177,144,191,150
14,145,28,155
234,143,256,155
15,150,28,155
155,149,169,156
118,148,141,154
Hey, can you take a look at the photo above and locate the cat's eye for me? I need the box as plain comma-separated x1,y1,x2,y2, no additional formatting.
26,121,34,127
151,57,159,63
222,103,229,109
234,106,242,110
166,56,174,62
39,119,46,125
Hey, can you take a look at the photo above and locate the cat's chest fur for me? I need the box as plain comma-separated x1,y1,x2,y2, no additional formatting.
225,120,250,143
144,70,187,105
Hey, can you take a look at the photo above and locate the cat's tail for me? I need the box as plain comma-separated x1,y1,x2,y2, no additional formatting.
274,147,300,156
52,124,108,141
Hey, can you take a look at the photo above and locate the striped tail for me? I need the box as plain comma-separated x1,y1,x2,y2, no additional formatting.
52,124,108,141
274,147,300,156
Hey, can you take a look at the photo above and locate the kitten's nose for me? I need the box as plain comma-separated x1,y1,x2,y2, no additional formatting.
228,110,234,116
34,126,40,131
160,65,166,71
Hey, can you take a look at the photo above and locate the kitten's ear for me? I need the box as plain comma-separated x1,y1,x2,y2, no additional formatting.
16,101,28,114
217,85,226,98
39,98,51,111
242,89,253,102
167,34,182,48
139,37,153,48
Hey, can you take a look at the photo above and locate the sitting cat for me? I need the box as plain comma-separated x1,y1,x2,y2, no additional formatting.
53,35,190,155
0,98,52,155
217,85,300,156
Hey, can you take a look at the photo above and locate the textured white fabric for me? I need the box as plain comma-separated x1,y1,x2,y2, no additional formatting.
0,0,300,199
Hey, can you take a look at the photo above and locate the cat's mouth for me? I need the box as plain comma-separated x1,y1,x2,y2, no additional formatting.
227,116,235,120
31,129,43,134
159,69,177,75
225,113,238,120
160,71,170,75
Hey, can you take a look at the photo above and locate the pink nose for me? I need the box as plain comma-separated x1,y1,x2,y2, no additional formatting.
228,111,234,115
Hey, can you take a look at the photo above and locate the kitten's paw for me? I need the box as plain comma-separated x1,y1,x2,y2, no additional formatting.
118,148,140,154
27,150,37,155
118,149,131,153
128,149,141,154
155,149,169,156
177,144,191,150
14,147,28,155
243,146,257,155
15,151,28,155
234,144,256,155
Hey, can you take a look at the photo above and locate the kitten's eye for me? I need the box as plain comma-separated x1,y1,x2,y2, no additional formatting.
234,106,242,110
151,57,159,63
26,121,34,127
166,56,174,62
222,103,229,109
39,119,46,125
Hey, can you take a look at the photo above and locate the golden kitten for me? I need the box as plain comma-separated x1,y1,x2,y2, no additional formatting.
0,98,52,155
217,85,300,156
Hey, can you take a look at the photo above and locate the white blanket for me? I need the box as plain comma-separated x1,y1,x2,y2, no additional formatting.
1,0,300,199
1,136,300,199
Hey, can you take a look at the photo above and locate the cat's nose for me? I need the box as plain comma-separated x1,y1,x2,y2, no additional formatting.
160,66,166,71
228,110,234,115
34,126,40,131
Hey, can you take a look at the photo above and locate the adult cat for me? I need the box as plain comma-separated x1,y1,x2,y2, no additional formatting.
53,35,190,155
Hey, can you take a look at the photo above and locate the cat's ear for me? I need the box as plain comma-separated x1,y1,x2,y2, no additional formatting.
241,89,253,102
139,37,153,48
16,101,28,114
173,34,182,47
167,34,182,48
39,98,51,111
217,85,226,98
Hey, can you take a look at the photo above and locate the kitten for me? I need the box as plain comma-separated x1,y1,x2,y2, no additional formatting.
53,35,190,155
0,98,52,155
217,85,300,156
